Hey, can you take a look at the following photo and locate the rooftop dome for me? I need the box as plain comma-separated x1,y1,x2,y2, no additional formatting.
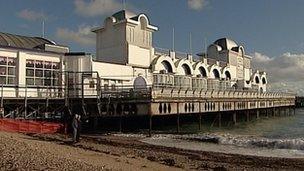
0,32,56,50
214,38,238,51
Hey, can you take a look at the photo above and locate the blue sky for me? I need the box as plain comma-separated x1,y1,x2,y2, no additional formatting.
1,0,304,57
1,0,304,93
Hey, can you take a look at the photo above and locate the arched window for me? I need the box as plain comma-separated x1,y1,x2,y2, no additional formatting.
161,61,173,73
262,77,266,84
134,76,147,90
140,16,148,30
182,64,191,76
255,76,260,84
213,69,220,79
225,71,231,80
199,67,207,77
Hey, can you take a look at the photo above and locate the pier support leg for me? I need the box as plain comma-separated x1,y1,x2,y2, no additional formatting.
149,115,153,137
279,107,283,117
232,112,237,125
266,109,269,118
177,114,180,133
198,114,202,131
218,113,222,127
93,116,98,130
246,110,250,122
119,115,122,132
256,110,260,120
293,106,296,115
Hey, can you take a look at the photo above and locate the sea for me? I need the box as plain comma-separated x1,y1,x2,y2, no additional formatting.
119,108,304,158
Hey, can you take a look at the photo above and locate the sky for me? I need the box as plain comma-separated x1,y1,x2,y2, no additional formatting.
0,0,304,94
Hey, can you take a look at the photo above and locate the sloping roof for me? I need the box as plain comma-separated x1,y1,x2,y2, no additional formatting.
112,10,137,21
0,32,56,50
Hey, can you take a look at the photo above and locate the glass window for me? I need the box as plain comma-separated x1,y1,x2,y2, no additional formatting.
0,57,6,65
53,71,59,79
44,70,52,77
44,79,51,86
26,78,34,85
26,60,34,67
7,58,16,66
0,76,6,84
44,61,52,69
35,78,43,85
53,62,60,69
26,69,34,77
8,67,15,75
35,61,43,68
53,79,58,86
89,81,95,88
35,69,43,77
7,77,15,84
26,59,60,86
0,66,6,75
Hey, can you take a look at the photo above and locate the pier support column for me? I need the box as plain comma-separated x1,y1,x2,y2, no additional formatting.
198,114,202,131
148,115,153,137
232,112,237,125
93,116,98,130
266,109,269,118
246,110,250,122
119,115,122,132
218,113,222,127
278,107,284,116
256,109,260,120
293,106,296,115
119,107,124,132
177,114,180,133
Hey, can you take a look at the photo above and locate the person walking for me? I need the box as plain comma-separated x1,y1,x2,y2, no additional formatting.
72,114,81,143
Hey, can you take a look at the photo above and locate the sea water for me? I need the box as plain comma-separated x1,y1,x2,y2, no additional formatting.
139,108,304,158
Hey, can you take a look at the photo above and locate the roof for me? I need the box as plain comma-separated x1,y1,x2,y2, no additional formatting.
0,32,56,50
112,10,137,21
214,38,238,51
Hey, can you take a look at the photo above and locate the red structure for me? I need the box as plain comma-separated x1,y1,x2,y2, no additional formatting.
0,119,63,134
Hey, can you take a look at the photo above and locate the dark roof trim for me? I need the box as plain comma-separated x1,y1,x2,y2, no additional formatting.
0,44,65,55
65,52,91,56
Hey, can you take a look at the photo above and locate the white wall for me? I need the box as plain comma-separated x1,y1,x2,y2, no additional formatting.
128,44,151,67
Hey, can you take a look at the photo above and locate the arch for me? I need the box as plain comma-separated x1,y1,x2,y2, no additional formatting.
209,64,222,79
262,77,267,84
199,67,207,77
255,76,260,84
175,59,193,76
182,64,192,75
151,55,176,73
161,60,173,73
239,46,245,57
193,62,209,77
212,69,220,79
133,76,147,89
224,71,231,80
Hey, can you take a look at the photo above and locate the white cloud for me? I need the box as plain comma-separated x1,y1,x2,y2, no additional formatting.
74,0,122,17
17,9,48,21
187,0,208,11
252,52,304,95
55,25,95,46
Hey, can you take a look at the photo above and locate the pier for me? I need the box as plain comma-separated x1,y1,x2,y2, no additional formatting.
0,72,296,135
